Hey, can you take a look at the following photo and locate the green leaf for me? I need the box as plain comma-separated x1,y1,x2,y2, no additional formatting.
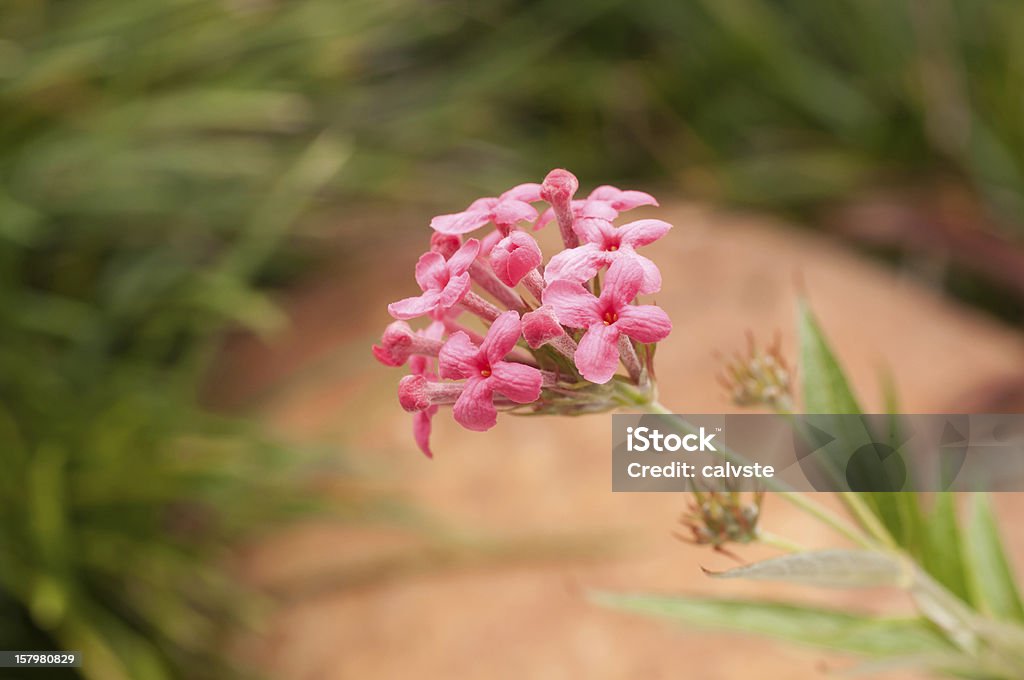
705,549,911,589
797,300,897,544
591,592,951,658
797,298,862,415
962,494,1024,622
921,493,971,605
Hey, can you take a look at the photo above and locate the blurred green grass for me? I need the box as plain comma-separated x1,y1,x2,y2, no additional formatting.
3,0,1024,677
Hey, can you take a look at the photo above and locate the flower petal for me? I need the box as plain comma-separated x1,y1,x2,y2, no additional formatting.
492,199,538,227
617,219,671,247
616,304,672,343
620,248,663,294
453,377,498,431
430,210,493,235
446,238,481,275
438,331,481,379
501,182,545,203
423,320,446,342
413,408,436,458
490,361,542,403
521,305,565,348
437,272,471,310
541,280,601,329
466,197,499,212
577,200,618,221
575,322,621,384
587,186,659,210
543,243,606,287
388,290,442,320
480,310,523,364
479,229,504,256
414,251,448,291
600,258,644,309
572,217,615,245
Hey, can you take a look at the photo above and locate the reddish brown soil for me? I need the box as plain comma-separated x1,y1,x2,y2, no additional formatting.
214,204,1024,680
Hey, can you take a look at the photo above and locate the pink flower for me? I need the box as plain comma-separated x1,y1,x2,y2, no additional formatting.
438,311,542,431
430,183,543,236
543,259,671,384
490,231,542,287
544,217,670,294
535,184,658,231
388,239,480,320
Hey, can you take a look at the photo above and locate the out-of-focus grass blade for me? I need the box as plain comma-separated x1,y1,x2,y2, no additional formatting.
797,300,897,544
922,493,971,605
797,299,862,415
961,494,1024,622
591,593,952,658
704,549,911,589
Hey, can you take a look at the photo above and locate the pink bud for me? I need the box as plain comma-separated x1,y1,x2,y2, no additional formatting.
540,169,579,204
373,321,415,366
372,321,444,367
540,169,580,249
490,231,542,287
398,374,465,411
398,375,431,412
521,305,565,349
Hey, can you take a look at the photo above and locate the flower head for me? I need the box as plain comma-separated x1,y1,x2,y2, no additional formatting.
438,311,543,431
430,184,543,236
544,217,670,294
388,239,480,320
543,258,671,383
377,169,672,456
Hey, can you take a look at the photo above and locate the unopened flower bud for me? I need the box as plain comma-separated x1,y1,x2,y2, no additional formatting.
372,321,444,367
398,374,464,412
541,169,580,248
491,231,542,287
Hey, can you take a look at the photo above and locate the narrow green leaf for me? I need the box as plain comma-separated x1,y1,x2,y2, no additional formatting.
591,592,951,658
962,494,1024,622
705,549,911,589
797,298,862,415
797,300,896,545
922,493,971,605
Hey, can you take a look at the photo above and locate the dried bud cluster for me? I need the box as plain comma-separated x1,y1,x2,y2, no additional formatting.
718,332,794,410
677,490,764,557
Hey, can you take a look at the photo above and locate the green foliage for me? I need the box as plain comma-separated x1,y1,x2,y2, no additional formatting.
0,2,363,677
961,494,1024,623
597,304,1024,678
592,592,950,658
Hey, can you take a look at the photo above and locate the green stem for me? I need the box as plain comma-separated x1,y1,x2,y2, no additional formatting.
756,530,805,553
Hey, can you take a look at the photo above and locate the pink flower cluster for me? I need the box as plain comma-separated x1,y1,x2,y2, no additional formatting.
373,169,672,457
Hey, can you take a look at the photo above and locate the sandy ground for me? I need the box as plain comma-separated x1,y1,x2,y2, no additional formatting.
212,203,1024,679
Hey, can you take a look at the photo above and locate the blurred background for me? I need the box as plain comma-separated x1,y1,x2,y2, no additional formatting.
3,1,1024,678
